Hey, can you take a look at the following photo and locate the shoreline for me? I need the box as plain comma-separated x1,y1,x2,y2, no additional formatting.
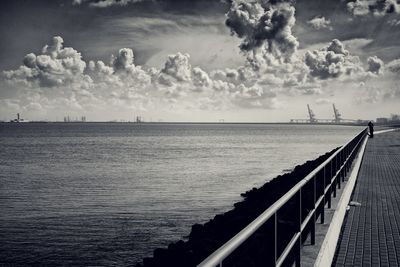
136,147,339,267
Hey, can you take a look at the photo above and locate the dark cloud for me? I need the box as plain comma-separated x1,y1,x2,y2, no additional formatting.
73,0,143,8
346,0,400,16
1,0,400,118
387,58,400,72
72,0,228,14
367,55,384,74
225,0,298,61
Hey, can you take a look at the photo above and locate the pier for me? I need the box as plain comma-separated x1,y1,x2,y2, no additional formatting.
333,129,400,266
197,127,400,267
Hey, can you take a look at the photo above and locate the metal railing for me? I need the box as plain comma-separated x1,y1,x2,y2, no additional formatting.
198,128,368,267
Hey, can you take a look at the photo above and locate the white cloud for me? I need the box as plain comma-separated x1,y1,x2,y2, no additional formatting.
2,36,287,119
192,67,212,90
347,0,400,16
160,53,192,82
307,16,332,30
113,48,135,70
2,27,397,120
304,39,364,79
3,36,89,88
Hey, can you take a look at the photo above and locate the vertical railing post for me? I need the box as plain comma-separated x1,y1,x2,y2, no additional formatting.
274,212,277,267
295,238,301,267
327,162,332,209
196,129,368,267
296,189,302,267
333,180,337,198
333,156,337,197
311,175,316,245
341,150,345,182
299,189,302,232
343,146,349,176
321,166,325,224
337,152,341,189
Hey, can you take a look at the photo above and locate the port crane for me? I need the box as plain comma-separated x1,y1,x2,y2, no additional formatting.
307,104,317,123
290,104,357,124
333,104,341,123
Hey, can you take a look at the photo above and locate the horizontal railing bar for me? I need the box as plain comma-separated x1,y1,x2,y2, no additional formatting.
324,135,364,192
324,183,332,195
290,128,365,185
327,136,364,188
276,232,301,267
315,195,324,208
301,210,316,232
198,128,367,267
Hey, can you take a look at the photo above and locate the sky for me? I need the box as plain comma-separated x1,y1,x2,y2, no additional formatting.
0,0,399,122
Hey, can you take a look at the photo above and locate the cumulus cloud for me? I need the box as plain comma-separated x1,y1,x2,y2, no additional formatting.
367,56,384,74
225,0,299,62
2,29,395,120
307,16,332,30
222,0,359,97
2,35,286,118
347,0,400,16
192,67,212,89
3,36,89,88
304,39,363,79
386,58,400,72
161,53,192,82
113,48,135,70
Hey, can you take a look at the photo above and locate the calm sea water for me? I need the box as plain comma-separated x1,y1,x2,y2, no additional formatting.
0,123,362,266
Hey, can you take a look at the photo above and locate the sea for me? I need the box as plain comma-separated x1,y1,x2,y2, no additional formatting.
0,123,363,266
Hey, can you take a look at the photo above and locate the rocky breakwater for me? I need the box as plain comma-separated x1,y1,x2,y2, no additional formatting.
136,148,338,267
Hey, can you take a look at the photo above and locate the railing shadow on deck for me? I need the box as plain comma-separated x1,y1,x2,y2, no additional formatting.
198,128,368,267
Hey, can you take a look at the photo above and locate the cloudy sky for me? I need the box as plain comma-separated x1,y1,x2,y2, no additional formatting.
0,0,399,122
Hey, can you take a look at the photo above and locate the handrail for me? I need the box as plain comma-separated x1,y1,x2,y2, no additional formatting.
198,128,368,267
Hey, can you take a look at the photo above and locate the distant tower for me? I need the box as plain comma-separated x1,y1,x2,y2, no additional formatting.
307,104,317,123
332,104,341,123
17,113,20,122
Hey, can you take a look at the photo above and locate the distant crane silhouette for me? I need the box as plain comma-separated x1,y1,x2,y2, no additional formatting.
307,104,317,123
332,104,341,123
290,104,358,124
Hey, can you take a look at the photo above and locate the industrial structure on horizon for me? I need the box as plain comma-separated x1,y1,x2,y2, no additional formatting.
9,113,28,123
135,116,143,123
291,104,364,124
63,116,86,122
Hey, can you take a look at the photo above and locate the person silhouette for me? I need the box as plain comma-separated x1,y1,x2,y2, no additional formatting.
368,121,374,138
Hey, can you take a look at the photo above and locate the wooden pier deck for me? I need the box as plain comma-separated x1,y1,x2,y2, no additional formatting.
333,130,400,266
